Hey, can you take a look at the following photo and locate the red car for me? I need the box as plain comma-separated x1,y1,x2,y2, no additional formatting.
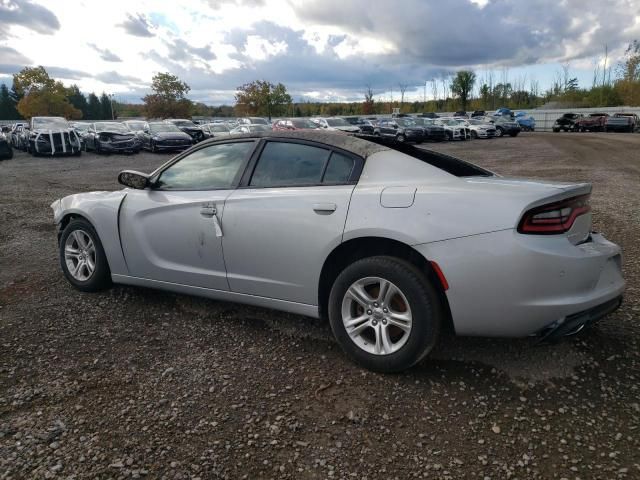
272,118,322,131
575,113,609,132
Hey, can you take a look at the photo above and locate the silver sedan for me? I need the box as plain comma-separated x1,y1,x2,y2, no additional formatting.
51,131,625,372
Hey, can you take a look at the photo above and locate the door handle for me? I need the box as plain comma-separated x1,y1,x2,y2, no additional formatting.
313,203,337,213
200,206,216,216
200,204,223,237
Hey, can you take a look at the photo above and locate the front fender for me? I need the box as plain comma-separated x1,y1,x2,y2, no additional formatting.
51,190,129,276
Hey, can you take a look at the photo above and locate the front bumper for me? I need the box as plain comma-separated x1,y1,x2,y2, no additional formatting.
417,230,625,337
97,140,141,153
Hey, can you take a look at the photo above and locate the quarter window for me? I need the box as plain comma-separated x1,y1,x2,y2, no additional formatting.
250,142,330,187
156,141,253,190
323,152,354,184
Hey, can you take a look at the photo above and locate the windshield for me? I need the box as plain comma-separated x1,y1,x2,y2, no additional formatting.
396,118,417,127
95,122,128,132
73,123,90,131
150,123,182,133
210,125,229,132
249,117,268,125
32,117,68,129
326,118,350,127
291,119,320,129
125,121,146,130
248,125,270,132
468,119,487,125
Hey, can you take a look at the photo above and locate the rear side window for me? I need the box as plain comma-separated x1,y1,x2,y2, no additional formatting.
250,142,330,187
323,152,354,183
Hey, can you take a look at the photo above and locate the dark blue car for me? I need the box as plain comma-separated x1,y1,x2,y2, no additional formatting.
515,112,535,131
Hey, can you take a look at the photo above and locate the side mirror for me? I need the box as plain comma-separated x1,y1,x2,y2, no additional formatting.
118,170,149,189
143,128,149,133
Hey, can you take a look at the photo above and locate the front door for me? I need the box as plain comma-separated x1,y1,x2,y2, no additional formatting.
119,140,256,290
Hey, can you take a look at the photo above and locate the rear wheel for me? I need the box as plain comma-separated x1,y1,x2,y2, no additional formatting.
151,140,158,153
471,131,478,139
328,256,442,373
396,134,406,143
59,218,111,292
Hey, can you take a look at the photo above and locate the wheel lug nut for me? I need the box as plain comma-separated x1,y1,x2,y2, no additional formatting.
372,320,377,326
373,302,378,307
382,319,387,325
383,308,388,313
367,310,372,315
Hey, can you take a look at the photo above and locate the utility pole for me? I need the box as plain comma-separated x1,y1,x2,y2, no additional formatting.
109,94,115,120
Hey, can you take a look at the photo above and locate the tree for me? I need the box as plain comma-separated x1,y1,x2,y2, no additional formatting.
143,72,192,118
87,93,101,120
66,84,88,119
451,71,476,111
0,83,20,119
363,85,375,115
12,66,81,119
100,93,113,119
234,80,291,119
398,83,408,112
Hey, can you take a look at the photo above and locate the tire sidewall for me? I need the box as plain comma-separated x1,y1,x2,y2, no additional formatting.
59,218,111,292
328,256,441,372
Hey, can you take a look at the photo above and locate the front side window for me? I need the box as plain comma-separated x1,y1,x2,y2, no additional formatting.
250,142,330,187
156,141,254,190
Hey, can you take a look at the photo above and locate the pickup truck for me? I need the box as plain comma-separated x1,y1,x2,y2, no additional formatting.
552,113,582,132
605,113,638,133
575,113,609,132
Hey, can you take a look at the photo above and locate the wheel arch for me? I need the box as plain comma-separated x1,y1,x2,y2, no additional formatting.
318,236,454,333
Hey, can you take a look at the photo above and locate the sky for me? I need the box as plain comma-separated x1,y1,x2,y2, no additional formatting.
0,0,639,105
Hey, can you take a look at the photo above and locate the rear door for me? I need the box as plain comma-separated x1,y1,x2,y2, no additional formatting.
222,139,362,304
119,140,256,289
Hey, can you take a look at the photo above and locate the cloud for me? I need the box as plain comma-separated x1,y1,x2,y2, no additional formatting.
0,0,60,39
0,46,31,65
94,71,143,84
88,44,122,62
165,38,217,62
44,66,89,80
118,13,154,38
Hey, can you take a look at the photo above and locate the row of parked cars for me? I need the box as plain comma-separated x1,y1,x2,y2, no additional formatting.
552,112,639,133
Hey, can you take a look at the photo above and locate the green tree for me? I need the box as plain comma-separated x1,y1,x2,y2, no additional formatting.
0,83,20,119
100,93,112,119
87,93,101,120
12,66,81,119
143,72,192,118
234,80,292,119
451,71,476,111
66,84,88,119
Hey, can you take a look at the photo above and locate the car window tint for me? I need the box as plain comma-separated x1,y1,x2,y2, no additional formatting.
250,142,330,187
323,152,354,183
157,141,253,190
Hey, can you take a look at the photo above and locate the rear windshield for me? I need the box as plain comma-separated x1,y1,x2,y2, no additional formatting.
357,135,493,177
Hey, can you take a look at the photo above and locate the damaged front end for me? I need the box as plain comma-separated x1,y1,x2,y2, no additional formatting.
31,129,82,156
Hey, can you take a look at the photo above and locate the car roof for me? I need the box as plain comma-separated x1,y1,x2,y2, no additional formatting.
205,131,390,158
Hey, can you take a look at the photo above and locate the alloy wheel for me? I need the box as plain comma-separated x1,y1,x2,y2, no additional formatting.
341,277,412,355
64,230,96,281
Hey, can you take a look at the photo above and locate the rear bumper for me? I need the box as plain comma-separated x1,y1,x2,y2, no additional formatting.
416,231,625,337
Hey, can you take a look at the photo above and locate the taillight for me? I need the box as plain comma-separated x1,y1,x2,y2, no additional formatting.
518,194,591,234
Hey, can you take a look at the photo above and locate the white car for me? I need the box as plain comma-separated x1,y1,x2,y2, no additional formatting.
51,132,625,372
435,118,468,140
458,118,496,139
312,117,360,133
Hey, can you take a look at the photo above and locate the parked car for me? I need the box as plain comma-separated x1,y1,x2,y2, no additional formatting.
552,113,582,132
237,117,270,126
374,118,425,143
344,117,375,134
471,110,486,118
450,118,472,139
493,107,514,118
140,122,193,152
572,113,608,132
166,119,205,142
493,117,521,137
411,118,447,141
464,118,496,138
416,112,439,119
312,117,360,133
273,118,321,131
514,112,536,131
10,124,26,150
0,131,13,160
230,124,272,134
201,123,232,138
605,113,639,133
27,117,82,156
122,120,147,135
434,118,467,140
70,122,92,150
84,122,141,154
51,131,625,372
453,111,468,118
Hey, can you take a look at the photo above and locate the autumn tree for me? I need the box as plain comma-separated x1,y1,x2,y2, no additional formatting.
362,85,375,115
234,80,291,119
12,66,81,119
143,72,192,118
616,40,640,105
451,70,476,111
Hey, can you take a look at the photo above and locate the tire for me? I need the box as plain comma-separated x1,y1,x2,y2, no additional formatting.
328,256,442,373
151,140,158,153
509,132,519,137
495,127,504,137
59,218,112,292
471,131,478,139
94,141,101,154
396,134,406,143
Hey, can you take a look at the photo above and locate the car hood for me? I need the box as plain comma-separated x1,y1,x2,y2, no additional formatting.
152,132,192,140
331,125,360,132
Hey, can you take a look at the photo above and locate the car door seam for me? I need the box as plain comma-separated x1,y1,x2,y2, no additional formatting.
116,192,130,274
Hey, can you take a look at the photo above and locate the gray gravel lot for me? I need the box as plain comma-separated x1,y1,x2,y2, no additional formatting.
1,132,639,479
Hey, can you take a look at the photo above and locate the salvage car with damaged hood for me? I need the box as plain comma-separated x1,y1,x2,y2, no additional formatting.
28,116,82,156
140,122,193,152
166,119,206,143
51,131,624,373
84,122,141,154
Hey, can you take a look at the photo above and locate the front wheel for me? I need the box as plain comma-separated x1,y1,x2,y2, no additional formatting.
471,131,478,139
328,256,442,373
396,134,406,143
59,218,112,292
495,128,504,137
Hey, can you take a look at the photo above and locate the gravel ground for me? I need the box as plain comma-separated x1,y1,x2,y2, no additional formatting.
0,132,638,479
